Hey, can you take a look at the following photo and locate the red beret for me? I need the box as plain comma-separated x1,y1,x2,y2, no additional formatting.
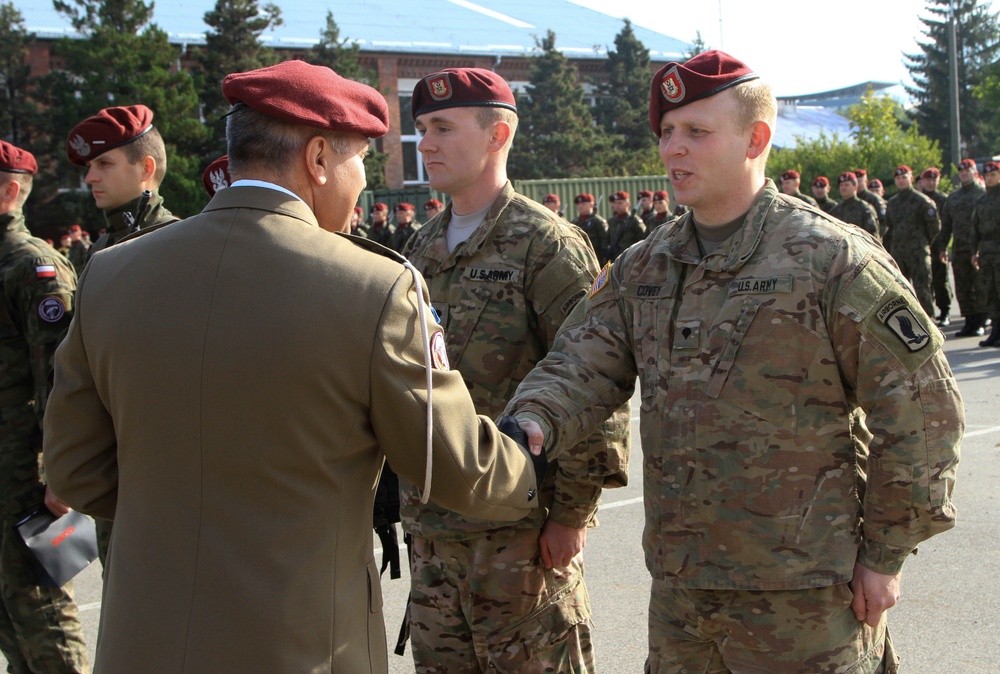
67,105,154,167
649,50,759,136
895,165,912,176
424,199,443,209
868,179,883,189
838,172,858,184
780,169,800,181
223,60,388,138
202,155,231,197
638,190,653,198
852,168,867,178
984,162,999,174
653,190,669,200
371,202,388,212
609,191,630,202
354,206,364,215
0,139,36,174
412,68,517,119
574,193,594,204
958,158,976,170
812,176,829,187
68,224,82,232
921,167,940,179
543,193,560,203
395,202,414,211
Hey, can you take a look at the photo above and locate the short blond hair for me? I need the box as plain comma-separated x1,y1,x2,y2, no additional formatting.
474,106,519,142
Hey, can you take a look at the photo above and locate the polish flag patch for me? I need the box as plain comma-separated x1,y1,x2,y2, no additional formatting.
35,265,57,279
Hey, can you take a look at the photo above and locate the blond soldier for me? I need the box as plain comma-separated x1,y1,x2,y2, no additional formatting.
506,50,962,674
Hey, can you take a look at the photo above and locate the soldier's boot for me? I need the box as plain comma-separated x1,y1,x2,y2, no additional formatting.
956,313,986,337
979,319,1000,347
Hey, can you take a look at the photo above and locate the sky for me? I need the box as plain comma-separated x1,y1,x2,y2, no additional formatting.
572,0,997,98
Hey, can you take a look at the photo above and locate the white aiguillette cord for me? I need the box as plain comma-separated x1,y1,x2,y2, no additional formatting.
403,261,434,504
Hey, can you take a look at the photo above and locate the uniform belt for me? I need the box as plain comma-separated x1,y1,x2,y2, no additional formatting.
0,385,33,408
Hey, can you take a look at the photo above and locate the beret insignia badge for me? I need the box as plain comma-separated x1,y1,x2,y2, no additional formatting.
428,74,453,101
69,135,91,158
661,67,685,103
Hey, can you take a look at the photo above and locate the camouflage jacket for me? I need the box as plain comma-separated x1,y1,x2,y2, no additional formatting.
644,211,677,232
1,210,77,514
90,192,178,258
921,189,949,253
858,189,888,236
830,196,879,237
815,195,838,214
573,213,609,266
942,182,987,252
400,182,630,540
387,222,420,253
972,184,1000,258
788,190,818,207
606,212,646,262
507,180,962,590
884,187,940,256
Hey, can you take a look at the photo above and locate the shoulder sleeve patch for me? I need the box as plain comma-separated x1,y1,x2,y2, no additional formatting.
590,263,612,298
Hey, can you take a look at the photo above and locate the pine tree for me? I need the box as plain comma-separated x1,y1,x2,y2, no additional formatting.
905,0,1000,164
685,30,709,59
195,0,282,158
508,30,615,180
0,3,38,145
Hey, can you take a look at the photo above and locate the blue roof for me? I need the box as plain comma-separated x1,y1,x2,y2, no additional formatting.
772,105,853,150
19,0,691,60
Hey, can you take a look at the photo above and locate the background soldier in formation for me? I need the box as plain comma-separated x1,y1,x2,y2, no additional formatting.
941,158,989,337
541,193,563,217
606,190,646,261
65,224,90,275
645,190,676,230
350,206,368,237
636,189,655,222
388,202,420,252
368,202,394,246
884,164,941,316
972,161,1000,347
868,178,886,199
855,169,887,237
779,169,817,205
831,172,879,236
0,140,89,673
572,193,609,265
919,167,952,326
423,198,445,220
811,175,837,213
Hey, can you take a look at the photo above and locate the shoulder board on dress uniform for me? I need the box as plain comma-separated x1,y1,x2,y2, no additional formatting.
337,232,407,265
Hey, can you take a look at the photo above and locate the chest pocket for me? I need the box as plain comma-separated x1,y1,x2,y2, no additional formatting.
704,298,823,430
446,276,526,387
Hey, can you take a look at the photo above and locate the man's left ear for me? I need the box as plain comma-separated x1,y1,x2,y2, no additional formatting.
747,121,771,160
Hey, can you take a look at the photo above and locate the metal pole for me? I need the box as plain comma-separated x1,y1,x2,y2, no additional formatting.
948,0,962,171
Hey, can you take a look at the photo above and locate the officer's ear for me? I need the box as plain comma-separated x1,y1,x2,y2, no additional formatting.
746,121,771,160
304,135,330,186
0,178,19,207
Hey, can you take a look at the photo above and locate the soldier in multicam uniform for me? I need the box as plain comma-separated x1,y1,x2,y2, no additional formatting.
571,193,609,266
606,190,646,261
779,169,818,206
884,165,941,316
645,190,677,231
919,167,953,326
831,171,880,237
388,202,420,252
0,140,90,673
811,175,838,213
972,161,1000,347
855,169,888,238
506,50,962,674
401,67,630,674
941,158,989,337
67,105,179,259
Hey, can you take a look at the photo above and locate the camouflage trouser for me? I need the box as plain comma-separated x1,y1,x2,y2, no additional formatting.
982,255,1000,316
892,248,935,316
645,580,899,674
408,527,594,673
951,249,987,317
931,248,952,314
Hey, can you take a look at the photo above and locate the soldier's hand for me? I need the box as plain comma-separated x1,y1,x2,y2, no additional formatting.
939,250,949,264
539,519,586,569
517,418,545,456
43,485,71,517
849,562,901,628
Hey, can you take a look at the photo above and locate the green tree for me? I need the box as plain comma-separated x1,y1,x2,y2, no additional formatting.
509,30,615,179
194,0,282,158
905,0,1000,164
767,132,857,188
685,30,709,59
0,2,37,145
595,19,658,168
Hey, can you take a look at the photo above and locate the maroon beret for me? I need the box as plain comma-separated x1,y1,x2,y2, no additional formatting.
895,165,912,176
780,169,800,181
574,193,594,204
649,50,759,136
653,190,669,200
67,105,154,167
869,179,883,189
371,202,388,212
812,176,829,187
354,206,364,215
609,191,630,202
543,193,560,204
852,168,868,178
412,68,517,119
638,190,654,198
395,202,414,211
0,139,36,174
921,167,940,179
958,158,976,170
223,60,388,138
68,223,82,233
984,162,999,174
202,155,231,197
424,199,443,209
838,172,858,184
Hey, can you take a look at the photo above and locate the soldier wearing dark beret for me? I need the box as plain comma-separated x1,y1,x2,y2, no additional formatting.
940,158,989,337
350,205,368,238
779,169,818,206
572,192,610,265
607,189,647,260
830,171,879,236
506,49,962,674
541,192,563,217
368,201,394,247
423,198,445,219
43,60,544,674
972,161,1000,347
854,168,888,237
637,189,655,222
66,104,179,257
811,175,838,213
0,140,89,673
201,155,231,198
645,189,677,230
388,202,420,252
918,167,953,326
884,164,941,315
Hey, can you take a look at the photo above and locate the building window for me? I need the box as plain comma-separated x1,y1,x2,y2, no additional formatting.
399,92,426,185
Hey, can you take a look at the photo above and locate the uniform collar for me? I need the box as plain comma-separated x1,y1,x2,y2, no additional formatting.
420,181,515,270
0,209,27,237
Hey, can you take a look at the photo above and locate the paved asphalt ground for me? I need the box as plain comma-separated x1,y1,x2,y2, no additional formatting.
5,325,998,672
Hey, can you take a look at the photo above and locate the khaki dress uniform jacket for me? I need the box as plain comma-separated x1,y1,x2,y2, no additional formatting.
42,186,539,674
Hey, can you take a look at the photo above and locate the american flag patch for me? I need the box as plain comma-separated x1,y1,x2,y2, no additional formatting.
35,265,57,279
